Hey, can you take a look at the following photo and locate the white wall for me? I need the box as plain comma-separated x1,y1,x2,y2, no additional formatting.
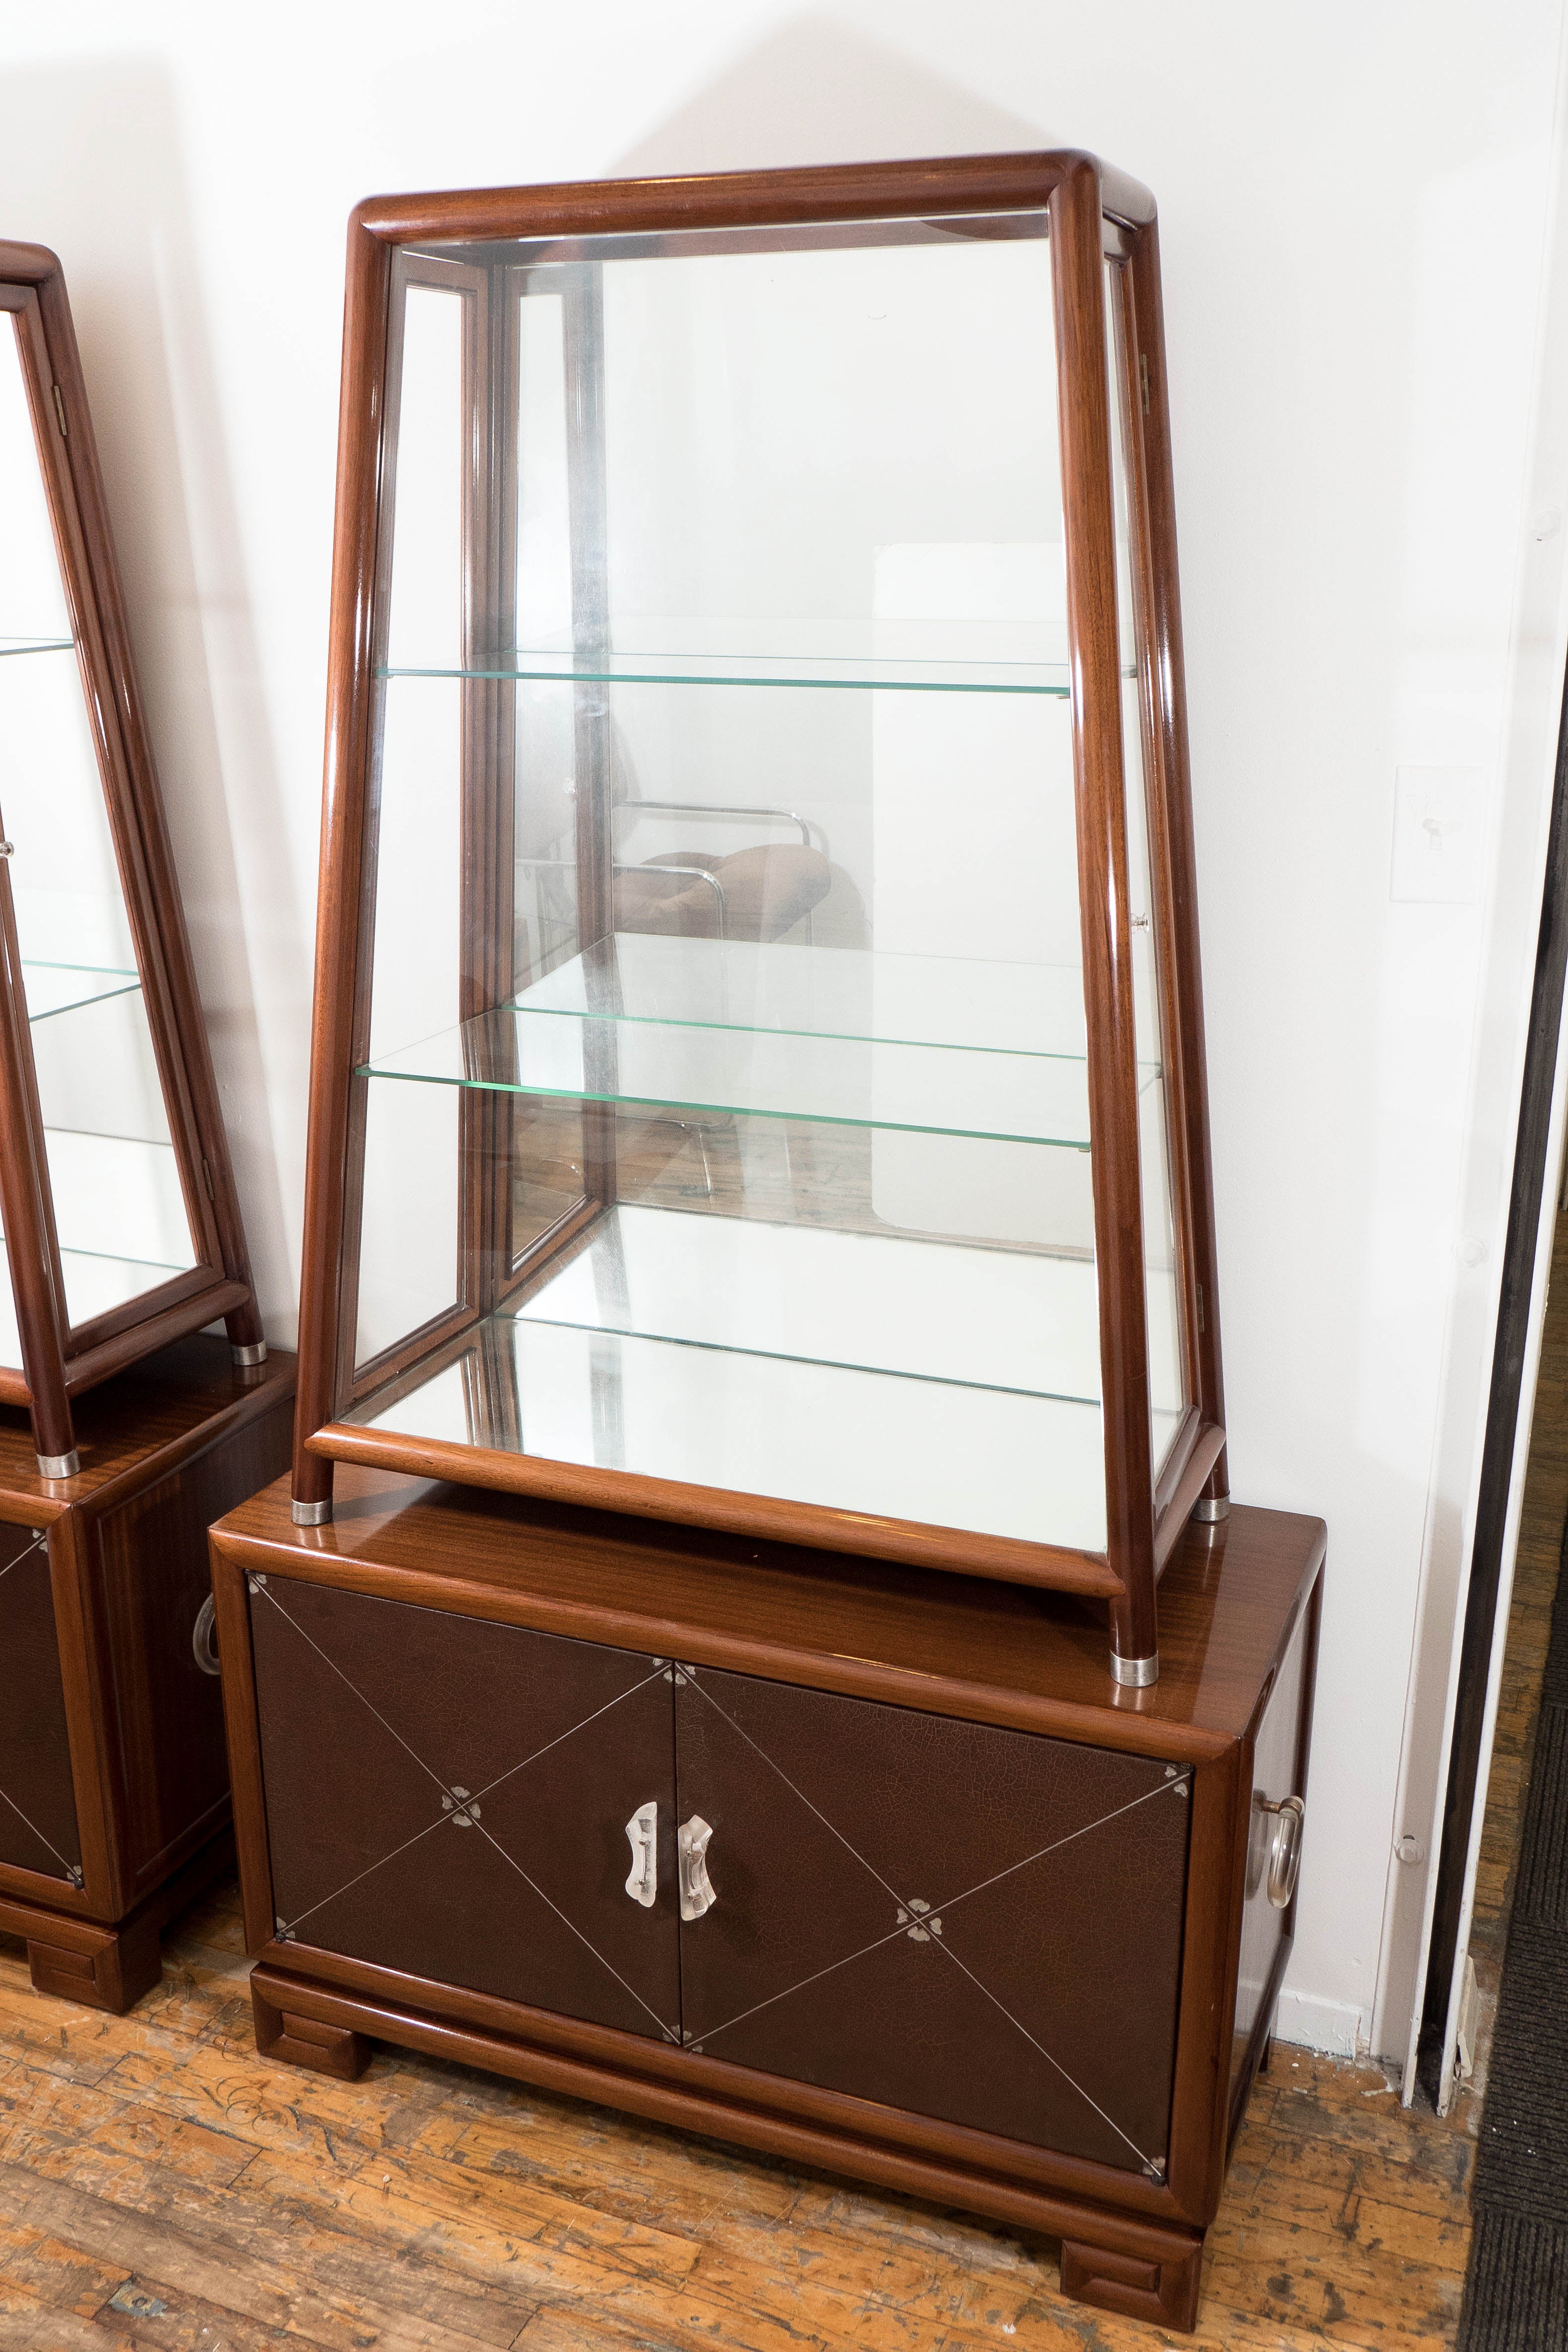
1,0,1566,2062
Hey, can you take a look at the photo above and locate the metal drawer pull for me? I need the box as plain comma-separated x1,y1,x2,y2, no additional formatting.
192,1594,221,1678
624,1801,658,1906
1259,1793,1305,1909
678,1814,716,1921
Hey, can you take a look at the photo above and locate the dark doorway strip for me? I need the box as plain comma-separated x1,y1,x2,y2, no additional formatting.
1422,644,1568,2091
1456,1514,1568,2348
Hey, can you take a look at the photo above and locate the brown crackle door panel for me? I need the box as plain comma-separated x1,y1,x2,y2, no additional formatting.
249,1579,679,2043
0,1522,81,1886
673,1666,1190,2174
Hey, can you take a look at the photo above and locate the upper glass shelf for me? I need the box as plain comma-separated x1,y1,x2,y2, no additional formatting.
513,935,1116,1061
359,1000,1158,1147
378,619,1101,696
22,960,141,1022
0,635,72,658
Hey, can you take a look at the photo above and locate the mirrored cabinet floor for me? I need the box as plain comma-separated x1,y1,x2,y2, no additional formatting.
0,1334,294,2009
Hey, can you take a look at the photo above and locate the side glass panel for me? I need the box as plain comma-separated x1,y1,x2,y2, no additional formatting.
353,218,1121,1557
1105,262,1187,1470
0,307,197,1368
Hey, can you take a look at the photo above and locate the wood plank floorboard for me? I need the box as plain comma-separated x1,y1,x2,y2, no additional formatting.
0,1887,1477,2352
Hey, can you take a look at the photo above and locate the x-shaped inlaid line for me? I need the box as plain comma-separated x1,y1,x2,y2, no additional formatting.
252,1580,679,2041
0,1531,80,1885
681,1668,1185,2173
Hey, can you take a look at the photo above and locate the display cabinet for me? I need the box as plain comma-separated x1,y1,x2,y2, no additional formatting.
0,241,267,1477
0,243,289,1999
290,149,1229,1687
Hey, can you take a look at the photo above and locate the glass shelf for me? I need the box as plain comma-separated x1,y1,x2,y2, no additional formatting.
0,635,72,659
348,1206,1183,1555
378,619,1099,696
512,935,1141,1063
22,961,141,1022
359,1003,1147,1148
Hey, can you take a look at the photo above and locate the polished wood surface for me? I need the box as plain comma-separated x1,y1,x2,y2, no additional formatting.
217,1471,1319,1758
1050,157,1155,1662
0,1876,1471,2348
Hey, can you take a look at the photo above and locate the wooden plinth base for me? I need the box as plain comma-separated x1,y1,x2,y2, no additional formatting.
0,1831,234,2016
249,1961,1206,2329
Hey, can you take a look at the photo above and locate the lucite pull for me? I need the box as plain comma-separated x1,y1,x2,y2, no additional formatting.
1259,1793,1305,1909
624,1801,658,1906
678,1813,716,1921
192,1593,221,1678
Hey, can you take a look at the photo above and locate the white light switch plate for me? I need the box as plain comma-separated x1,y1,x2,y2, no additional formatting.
1390,766,1488,904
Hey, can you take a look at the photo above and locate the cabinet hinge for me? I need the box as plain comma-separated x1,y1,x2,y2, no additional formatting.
51,383,67,438
1139,352,1150,416
201,1156,216,1203
1196,1281,1206,1332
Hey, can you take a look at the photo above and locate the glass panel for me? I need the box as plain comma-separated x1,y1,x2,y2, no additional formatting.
354,214,1132,1554
0,310,198,1365
1105,262,1187,1462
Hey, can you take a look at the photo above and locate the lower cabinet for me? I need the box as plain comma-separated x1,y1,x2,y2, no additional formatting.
252,1580,1190,2178
217,1478,1324,2336
0,1338,297,2012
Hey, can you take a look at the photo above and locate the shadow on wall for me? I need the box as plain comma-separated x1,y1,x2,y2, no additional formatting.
0,55,296,1327
613,16,1053,174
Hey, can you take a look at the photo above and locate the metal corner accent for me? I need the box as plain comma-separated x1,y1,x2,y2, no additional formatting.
291,1497,333,1526
1192,1495,1230,1523
36,1448,79,1479
1111,1650,1159,1688
232,1340,269,1367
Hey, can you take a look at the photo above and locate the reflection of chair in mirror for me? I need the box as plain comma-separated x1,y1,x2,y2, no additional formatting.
0,242,294,2013
612,800,832,943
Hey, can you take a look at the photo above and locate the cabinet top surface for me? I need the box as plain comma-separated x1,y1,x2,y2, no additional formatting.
215,1471,1322,1754
0,1336,295,1517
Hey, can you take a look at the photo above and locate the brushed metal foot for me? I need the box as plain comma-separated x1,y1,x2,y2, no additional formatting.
1111,1651,1159,1688
291,1498,333,1526
1193,1495,1230,1523
36,1448,80,1479
231,1340,268,1367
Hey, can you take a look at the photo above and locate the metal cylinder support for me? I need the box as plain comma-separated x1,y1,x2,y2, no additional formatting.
36,1448,79,1479
1111,1651,1160,1689
291,1498,333,1526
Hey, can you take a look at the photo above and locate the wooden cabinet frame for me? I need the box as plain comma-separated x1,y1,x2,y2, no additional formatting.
0,244,265,1475
290,152,1228,1678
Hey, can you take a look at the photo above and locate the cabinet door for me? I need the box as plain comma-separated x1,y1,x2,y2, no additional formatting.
674,1666,1189,2173
0,1522,81,1885
250,1579,678,2043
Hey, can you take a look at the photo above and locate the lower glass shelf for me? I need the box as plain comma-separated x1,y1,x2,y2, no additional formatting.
347,1206,1186,1554
0,1130,199,1376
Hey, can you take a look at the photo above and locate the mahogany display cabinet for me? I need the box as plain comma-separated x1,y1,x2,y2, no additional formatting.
213,1468,1320,2332
247,154,1324,2330
1,1332,294,2009
290,148,1234,1687
0,243,268,1473
0,243,289,2000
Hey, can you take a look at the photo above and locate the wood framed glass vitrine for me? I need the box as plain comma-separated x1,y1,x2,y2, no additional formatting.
0,242,266,1477
292,154,1228,1682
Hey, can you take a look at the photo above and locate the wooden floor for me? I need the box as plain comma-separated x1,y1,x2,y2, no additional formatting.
0,1877,1473,2352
